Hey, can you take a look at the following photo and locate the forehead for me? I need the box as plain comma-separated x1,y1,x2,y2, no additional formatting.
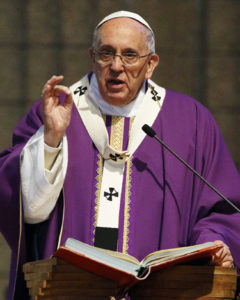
96,17,148,50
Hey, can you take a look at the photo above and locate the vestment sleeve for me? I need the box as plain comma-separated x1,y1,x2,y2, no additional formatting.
0,100,41,250
188,105,240,270
20,126,68,224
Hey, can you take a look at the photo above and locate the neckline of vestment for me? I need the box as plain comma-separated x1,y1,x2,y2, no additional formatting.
70,74,166,163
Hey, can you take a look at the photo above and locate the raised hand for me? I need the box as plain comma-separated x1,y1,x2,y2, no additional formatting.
211,240,234,268
42,75,73,147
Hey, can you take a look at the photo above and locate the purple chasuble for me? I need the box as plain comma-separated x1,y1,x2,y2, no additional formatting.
1,80,240,299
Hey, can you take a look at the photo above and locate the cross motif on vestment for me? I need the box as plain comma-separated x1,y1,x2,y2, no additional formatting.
74,85,87,96
104,187,119,201
109,153,124,162
150,86,161,101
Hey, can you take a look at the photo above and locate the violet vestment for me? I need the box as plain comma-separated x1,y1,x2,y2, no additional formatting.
1,77,240,299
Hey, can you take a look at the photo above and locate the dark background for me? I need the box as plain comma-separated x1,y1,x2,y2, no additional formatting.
0,0,239,297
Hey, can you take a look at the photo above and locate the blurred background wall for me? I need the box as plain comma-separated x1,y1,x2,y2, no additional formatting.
0,0,239,298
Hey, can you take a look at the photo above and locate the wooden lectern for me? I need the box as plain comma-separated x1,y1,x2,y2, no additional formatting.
23,258,239,300
129,265,238,299
23,257,122,300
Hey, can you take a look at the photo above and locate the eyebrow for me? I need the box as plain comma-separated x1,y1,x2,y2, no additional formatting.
97,45,139,53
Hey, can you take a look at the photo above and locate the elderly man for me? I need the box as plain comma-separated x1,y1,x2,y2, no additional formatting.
0,11,240,299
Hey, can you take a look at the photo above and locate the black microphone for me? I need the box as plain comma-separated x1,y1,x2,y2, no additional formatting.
142,124,240,213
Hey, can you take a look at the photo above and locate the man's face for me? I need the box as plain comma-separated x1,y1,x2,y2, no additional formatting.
89,18,159,106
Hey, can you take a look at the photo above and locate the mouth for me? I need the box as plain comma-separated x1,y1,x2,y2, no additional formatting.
107,79,125,90
108,79,124,84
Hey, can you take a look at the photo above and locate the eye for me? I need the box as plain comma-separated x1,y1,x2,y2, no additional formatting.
123,52,138,58
97,51,114,61
100,51,113,57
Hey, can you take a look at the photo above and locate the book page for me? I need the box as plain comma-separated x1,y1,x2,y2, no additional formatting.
141,242,216,267
65,238,140,275
100,248,140,265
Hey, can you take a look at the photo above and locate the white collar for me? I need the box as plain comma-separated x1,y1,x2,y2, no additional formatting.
88,73,146,117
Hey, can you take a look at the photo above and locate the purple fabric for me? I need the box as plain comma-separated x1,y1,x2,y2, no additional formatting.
0,103,43,299
1,87,240,299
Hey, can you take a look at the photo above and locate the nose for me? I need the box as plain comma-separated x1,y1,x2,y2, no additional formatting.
110,55,124,72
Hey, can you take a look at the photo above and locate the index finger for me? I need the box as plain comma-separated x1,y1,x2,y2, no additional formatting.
46,75,64,88
42,75,64,98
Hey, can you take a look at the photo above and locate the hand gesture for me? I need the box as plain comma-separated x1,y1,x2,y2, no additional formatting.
42,75,73,147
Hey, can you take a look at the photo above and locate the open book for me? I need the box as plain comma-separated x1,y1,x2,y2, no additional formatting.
53,238,220,290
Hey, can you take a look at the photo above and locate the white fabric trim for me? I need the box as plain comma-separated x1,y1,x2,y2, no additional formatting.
44,141,62,154
21,126,68,224
127,79,165,155
71,75,166,230
97,161,125,228
44,141,62,171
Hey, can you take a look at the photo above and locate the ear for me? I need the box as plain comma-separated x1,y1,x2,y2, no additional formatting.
89,48,96,72
145,53,159,80
89,48,95,62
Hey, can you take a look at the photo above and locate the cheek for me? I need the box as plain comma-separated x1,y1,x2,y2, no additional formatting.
127,70,146,88
96,66,108,82
128,64,147,81
94,62,104,76
95,69,108,92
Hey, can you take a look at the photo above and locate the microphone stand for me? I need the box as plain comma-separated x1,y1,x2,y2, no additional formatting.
142,124,240,213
